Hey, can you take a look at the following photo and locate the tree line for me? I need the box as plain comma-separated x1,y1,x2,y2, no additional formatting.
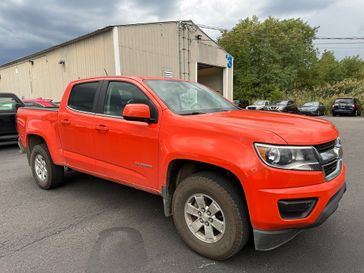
218,16,364,103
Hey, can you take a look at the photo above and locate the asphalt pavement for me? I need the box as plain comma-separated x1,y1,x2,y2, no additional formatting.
0,116,363,273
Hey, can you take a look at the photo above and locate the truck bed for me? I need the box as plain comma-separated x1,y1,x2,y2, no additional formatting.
17,106,60,152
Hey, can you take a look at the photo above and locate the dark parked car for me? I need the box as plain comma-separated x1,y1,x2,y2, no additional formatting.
233,99,250,109
299,102,326,116
266,100,298,113
0,93,24,145
332,98,362,116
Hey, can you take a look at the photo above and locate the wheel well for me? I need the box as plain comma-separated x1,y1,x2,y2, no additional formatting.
163,159,246,216
26,135,46,163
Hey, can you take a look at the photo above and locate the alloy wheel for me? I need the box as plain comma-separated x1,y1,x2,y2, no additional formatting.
184,193,226,243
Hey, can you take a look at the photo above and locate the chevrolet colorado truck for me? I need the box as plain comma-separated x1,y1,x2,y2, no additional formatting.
17,76,346,260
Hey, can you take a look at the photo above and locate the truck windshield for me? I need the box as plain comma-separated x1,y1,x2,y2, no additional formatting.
335,98,354,104
276,101,288,106
303,102,319,107
144,80,237,115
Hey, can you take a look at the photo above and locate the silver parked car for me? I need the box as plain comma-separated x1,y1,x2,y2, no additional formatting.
246,100,270,110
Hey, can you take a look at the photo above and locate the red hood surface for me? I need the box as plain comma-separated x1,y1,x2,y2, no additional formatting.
192,110,338,145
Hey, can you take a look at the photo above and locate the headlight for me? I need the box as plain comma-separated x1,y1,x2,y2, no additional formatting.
254,143,321,171
334,137,343,158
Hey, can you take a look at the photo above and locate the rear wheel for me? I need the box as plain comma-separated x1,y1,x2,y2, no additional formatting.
172,172,250,260
30,144,64,189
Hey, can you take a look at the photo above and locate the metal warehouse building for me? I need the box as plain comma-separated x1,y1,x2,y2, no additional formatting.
0,20,233,101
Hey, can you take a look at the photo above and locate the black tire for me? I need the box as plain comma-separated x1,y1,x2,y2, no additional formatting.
172,172,250,260
30,144,64,189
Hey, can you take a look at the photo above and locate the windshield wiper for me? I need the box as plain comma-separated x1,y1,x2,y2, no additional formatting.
180,111,206,115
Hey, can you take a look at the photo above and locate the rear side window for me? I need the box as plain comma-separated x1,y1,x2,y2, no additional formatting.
68,82,99,112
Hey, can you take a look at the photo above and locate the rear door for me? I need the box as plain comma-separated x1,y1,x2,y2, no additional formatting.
58,81,101,171
92,80,160,191
0,95,21,137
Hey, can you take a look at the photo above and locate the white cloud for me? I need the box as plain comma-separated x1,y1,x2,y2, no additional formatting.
1,0,364,63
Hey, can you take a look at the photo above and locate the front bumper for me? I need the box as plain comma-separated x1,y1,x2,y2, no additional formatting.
300,110,318,116
254,182,346,250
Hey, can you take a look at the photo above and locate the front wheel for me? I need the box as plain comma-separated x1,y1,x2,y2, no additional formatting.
30,144,64,189
172,172,250,260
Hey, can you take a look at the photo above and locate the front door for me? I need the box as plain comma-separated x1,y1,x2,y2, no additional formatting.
0,96,18,136
93,80,160,191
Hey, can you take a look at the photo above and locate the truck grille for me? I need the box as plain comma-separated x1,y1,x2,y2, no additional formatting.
314,140,336,153
314,140,341,180
323,160,338,176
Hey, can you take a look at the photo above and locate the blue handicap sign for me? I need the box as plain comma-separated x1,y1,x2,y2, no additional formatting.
226,54,233,69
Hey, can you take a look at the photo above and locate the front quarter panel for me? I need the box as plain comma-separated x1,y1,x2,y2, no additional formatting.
158,111,286,192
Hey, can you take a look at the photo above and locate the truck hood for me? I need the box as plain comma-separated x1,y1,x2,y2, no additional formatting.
192,110,338,145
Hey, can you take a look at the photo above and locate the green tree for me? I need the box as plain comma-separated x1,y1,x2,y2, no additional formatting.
218,16,318,100
340,55,364,80
314,51,343,84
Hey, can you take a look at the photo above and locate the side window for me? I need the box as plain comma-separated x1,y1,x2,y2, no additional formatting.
68,82,99,112
0,97,17,112
103,82,149,117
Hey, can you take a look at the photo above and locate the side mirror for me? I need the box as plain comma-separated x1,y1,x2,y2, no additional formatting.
16,102,24,110
122,104,151,123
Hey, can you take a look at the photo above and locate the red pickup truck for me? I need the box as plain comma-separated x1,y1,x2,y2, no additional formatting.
17,76,346,260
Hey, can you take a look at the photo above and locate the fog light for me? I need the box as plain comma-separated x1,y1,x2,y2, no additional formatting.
278,198,317,219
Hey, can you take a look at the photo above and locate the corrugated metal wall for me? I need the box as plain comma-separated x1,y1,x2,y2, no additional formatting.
117,21,233,99
0,21,233,100
118,23,180,78
0,31,114,100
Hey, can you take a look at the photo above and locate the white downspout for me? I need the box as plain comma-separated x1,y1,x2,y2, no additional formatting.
112,26,121,75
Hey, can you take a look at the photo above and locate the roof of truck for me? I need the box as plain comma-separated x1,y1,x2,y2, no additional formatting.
69,76,187,84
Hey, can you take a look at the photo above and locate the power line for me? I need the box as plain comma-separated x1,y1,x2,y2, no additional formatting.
315,42,364,45
315,37,364,40
197,24,227,32
197,23,364,40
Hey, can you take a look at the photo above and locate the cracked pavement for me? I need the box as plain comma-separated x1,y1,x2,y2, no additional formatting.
0,117,363,273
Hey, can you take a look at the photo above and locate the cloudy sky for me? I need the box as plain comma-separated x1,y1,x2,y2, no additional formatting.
1,0,364,65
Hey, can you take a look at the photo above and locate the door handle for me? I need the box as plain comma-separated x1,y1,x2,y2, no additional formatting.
61,119,70,125
95,124,109,133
